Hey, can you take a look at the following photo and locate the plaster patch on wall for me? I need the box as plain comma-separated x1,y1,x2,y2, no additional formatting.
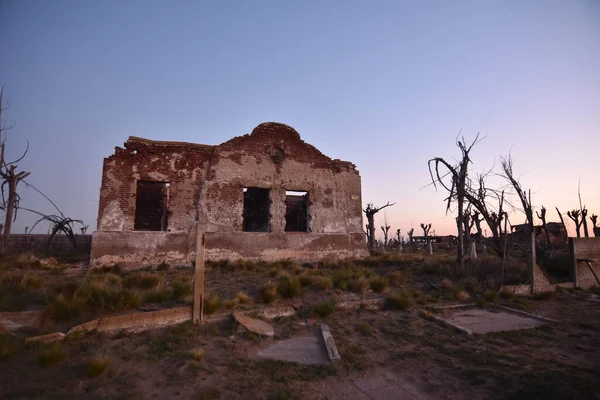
99,201,126,231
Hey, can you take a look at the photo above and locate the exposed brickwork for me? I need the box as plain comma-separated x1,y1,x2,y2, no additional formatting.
570,238,600,289
91,122,368,265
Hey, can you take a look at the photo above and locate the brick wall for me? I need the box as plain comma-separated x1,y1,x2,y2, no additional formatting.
570,237,600,289
91,122,368,266
7,234,92,257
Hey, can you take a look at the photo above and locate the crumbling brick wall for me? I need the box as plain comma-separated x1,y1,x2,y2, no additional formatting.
91,122,368,266
570,238,600,289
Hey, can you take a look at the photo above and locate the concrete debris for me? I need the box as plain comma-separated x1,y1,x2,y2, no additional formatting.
25,332,66,345
233,312,274,337
260,306,295,320
0,310,44,332
257,332,330,364
320,324,340,362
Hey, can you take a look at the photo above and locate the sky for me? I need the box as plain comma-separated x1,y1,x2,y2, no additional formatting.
0,0,598,239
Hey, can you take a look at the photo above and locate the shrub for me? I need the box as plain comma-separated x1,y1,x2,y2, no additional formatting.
86,355,111,378
357,322,374,336
145,290,169,303
171,281,192,301
260,282,278,304
312,276,333,291
37,342,66,367
369,276,389,293
140,274,160,289
277,275,301,298
0,333,20,361
236,291,252,305
84,286,141,313
456,290,470,301
156,262,170,271
46,293,86,322
499,287,514,299
534,291,555,300
389,270,405,286
440,278,452,290
484,289,498,302
204,293,223,314
351,277,369,294
313,301,334,318
190,347,206,361
299,275,312,287
384,290,413,310
223,298,239,309
268,268,280,278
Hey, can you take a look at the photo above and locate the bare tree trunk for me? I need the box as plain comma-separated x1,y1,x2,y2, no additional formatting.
2,169,17,252
556,207,568,244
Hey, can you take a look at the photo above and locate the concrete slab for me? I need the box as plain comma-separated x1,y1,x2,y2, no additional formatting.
256,332,330,364
442,309,547,334
233,312,274,337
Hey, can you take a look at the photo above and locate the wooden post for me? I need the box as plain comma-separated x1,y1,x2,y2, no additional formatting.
192,222,205,324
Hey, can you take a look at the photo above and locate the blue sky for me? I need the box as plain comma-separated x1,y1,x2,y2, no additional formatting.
0,0,598,238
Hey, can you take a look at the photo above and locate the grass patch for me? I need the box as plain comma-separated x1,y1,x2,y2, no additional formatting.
313,301,334,318
456,290,470,301
204,293,223,314
351,277,369,294
236,291,252,305
370,276,389,293
86,355,111,378
312,276,333,291
222,298,239,309
0,333,20,361
156,262,170,271
389,270,405,286
171,281,192,301
37,342,66,367
357,322,374,336
145,290,169,303
277,275,302,298
190,347,206,361
46,293,86,322
384,290,414,310
534,291,556,300
260,282,277,304
483,289,498,302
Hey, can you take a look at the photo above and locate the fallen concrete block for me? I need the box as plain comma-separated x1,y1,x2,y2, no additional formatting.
320,324,340,362
260,306,295,320
0,310,44,331
233,312,274,337
25,332,66,345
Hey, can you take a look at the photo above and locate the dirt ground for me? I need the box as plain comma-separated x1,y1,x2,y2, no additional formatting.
1,254,599,399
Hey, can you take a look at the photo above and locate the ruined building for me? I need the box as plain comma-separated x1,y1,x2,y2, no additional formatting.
91,122,368,265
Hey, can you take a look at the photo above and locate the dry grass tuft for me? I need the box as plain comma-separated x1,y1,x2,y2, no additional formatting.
222,298,239,309
190,347,206,361
456,290,470,301
384,290,414,310
440,278,452,289
235,291,252,305
369,276,389,293
389,270,405,286
37,342,66,367
260,282,278,304
86,355,111,378
204,293,223,314
312,276,333,291
276,275,302,298
313,301,334,318
351,277,369,294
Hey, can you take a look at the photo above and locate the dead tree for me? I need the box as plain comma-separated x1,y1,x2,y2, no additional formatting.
591,214,599,237
567,210,582,238
536,206,552,252
428,134,482,271
0,86,30,252
407,228,415,252
396,229,402,252
363,202,395,250
501,156,534,234
380,224,390,250
555,207,569,244
578,183,589,238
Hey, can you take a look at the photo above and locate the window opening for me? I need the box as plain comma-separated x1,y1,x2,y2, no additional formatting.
285,190,308,232
243,187,270,232
134,181,169,231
